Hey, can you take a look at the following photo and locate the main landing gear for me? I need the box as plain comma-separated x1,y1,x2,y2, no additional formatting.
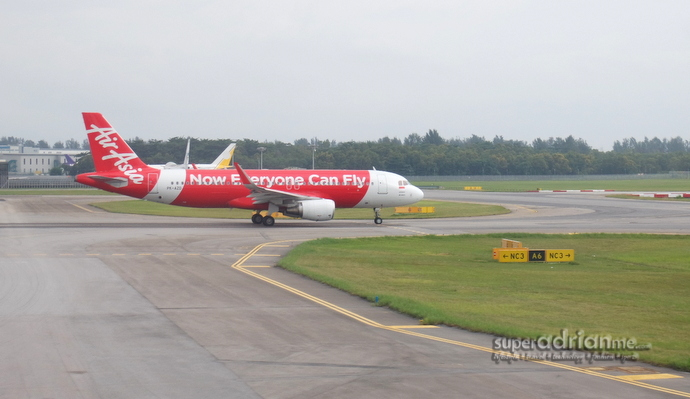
373,208,383,225
251,213,275,226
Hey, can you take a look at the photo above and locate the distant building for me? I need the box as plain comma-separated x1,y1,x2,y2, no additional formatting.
0,145,84,175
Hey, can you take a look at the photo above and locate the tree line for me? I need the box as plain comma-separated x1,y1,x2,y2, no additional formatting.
0,136,87,150
54,130,690,176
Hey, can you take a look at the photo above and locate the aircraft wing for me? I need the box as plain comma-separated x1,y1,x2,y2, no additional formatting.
234,162,321,205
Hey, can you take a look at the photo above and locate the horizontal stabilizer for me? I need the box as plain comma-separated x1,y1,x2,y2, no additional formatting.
87,175,129,188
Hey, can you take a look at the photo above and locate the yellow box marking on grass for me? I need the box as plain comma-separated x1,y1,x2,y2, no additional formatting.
230,240,690,399
618,374,683,381
394,206,435,213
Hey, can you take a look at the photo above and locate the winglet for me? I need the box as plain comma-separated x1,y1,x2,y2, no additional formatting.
182,138,190,168
234,162,255,187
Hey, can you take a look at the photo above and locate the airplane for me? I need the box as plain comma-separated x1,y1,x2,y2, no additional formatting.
151,139,236,170
75,113,424,226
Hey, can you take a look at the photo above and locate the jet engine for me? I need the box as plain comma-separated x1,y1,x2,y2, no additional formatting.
283,199,335,221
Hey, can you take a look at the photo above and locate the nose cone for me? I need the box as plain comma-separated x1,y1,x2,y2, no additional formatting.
410,185,425,202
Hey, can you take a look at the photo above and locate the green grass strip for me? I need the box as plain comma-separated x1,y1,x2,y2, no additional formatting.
278,233,690,371
415,179,690,192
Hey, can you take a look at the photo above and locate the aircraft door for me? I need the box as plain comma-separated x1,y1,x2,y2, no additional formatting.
148,173,159,194
377,173,388,194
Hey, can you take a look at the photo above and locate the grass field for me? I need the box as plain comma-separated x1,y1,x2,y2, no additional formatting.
91,199,509,219
278,233,690,371
414,179,690,192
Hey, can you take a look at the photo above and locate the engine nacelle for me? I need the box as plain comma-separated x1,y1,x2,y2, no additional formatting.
283,199,335,221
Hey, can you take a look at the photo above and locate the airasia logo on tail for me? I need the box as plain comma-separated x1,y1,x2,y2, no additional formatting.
88,124,144,185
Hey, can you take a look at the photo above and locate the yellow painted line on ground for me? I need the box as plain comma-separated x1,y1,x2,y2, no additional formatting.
139,253,152,256
231,240,690,399
514,205,538,213
210,253,225,256
388,325,440,329
163,253,176,256
618,374,683,381
69,202,97,213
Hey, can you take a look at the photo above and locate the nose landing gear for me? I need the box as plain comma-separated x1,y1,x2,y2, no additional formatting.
373,208,383,224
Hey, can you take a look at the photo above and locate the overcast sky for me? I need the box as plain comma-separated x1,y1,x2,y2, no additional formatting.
2,1,689,150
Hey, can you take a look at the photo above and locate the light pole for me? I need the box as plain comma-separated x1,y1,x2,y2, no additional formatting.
257,147,266,169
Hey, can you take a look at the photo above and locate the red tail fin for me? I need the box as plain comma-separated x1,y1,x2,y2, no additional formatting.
83,113,148,177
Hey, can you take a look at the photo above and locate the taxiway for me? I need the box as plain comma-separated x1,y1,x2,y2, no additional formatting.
0,192,688,398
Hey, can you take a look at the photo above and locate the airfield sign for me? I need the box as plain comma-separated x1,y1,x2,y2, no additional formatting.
495,248,575,263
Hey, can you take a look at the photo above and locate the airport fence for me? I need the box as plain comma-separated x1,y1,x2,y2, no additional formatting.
1,176,91,189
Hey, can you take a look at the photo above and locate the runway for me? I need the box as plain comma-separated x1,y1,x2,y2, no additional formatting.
1,193,689,398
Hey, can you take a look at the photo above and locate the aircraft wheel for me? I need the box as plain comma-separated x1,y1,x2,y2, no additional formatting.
262,215,275,226
251,213,264,224
374,217,383,225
